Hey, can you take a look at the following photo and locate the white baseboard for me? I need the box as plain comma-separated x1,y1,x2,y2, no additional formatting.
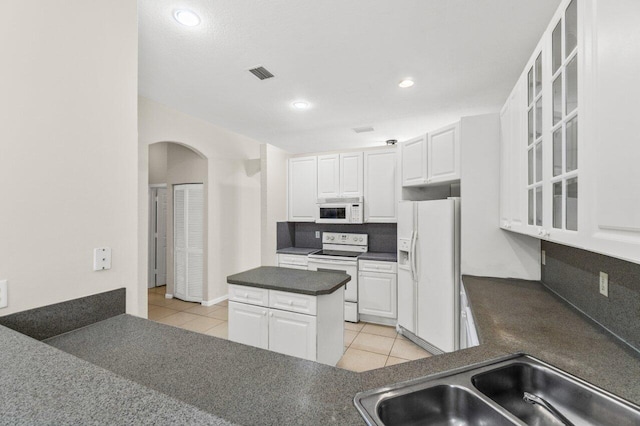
201,294,228,306
165,294,173,299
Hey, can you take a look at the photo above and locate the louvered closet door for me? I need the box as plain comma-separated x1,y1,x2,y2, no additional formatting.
174,184,204,302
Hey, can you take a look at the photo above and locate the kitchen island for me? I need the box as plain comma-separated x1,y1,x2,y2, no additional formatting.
226,266,349,365
2,275,638,425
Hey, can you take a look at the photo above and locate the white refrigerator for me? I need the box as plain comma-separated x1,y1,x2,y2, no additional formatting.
397,198,460,353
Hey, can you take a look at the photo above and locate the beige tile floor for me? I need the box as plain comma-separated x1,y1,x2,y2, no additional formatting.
148,286,432,372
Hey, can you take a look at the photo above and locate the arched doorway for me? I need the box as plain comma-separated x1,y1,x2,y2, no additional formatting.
147,141,208,303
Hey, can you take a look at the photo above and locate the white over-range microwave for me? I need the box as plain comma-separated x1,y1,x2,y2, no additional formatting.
316,197,364,224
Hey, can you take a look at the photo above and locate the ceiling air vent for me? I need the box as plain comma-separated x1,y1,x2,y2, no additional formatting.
352,126,374,134
248,66,274,80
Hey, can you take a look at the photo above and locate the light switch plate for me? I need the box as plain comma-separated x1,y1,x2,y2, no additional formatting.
599,272,609,297
315,231,320,238
541,250,546,265
93,247,112,271
0,280,7,308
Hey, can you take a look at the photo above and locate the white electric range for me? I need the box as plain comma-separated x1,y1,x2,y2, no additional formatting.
307,232,368,322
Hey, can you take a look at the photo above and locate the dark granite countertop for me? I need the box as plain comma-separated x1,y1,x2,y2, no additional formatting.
0,324,233,425
357,252,397,262
227,266,350,295
38,276,640,425
276,247,320,255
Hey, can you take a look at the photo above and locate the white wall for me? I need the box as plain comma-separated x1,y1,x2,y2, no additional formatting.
149,143,168,185
0,0,139,315
260,144,290,265
460,114,540,279
139,97,262,310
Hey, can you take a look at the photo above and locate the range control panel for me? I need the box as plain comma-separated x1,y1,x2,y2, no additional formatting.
322,232,368,246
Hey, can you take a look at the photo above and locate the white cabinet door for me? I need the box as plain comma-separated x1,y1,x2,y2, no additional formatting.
317,154,340,198
288,156,317,222
268,309,317,361
500,79,527,231
339,152,363,197
427,122,460,184
364,148,397,223
401,135,427,186
228,301,269,349
358,271,397,319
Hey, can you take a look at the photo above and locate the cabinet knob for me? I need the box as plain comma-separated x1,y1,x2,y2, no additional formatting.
262,311,267,316
244,292,248,297
269,312,273,317
288,300,293,305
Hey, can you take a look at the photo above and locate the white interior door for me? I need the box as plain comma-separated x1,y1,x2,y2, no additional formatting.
155,188,167,285
148,186,168,288
174,184,204,302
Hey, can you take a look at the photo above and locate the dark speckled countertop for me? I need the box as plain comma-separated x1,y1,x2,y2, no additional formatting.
227,266,350,295
276,247,320,255
357,252,397,262
40,276,640,425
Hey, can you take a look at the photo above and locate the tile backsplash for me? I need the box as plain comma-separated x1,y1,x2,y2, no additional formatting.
277,222,397,253
541,241,640,352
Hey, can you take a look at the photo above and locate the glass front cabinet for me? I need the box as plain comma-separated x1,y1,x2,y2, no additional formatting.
500,0,640,263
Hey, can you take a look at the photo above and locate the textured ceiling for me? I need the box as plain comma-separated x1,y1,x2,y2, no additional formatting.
139,0,561,153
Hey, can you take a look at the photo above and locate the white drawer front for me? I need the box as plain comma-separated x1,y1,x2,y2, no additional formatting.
269,290,317,316
228,284,269,306
359,260,397,273
277,254,309,267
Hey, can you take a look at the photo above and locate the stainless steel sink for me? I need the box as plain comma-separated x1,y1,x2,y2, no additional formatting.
376,385,513,426
354,354,640,425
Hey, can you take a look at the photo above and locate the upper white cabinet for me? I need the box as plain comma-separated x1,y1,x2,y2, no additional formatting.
317,152,363,198
364,148,398,223
340,152,364,197
401,122,461,187
500,74,527,232
499,0,640,263
317,154,340,198
427,122,461,184
288,156,317,222
401,135,427,186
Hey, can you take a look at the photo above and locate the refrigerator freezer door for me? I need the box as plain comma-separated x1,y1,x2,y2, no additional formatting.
397,266,416,333
397,201,417,333
397,201,416,240
415,199,457,352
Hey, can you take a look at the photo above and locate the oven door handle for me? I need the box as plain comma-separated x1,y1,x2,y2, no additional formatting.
308,259,357,267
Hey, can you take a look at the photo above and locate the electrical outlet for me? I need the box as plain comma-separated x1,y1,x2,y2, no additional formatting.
599,272,609,297
541,250,546,265
0,280,7,309
315,231,320,238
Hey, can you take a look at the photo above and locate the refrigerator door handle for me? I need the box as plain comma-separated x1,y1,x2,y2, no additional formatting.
410,230,418,282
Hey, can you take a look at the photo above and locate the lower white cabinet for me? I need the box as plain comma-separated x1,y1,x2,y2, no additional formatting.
268,309,317,360
277,253,309,270
358,260,397,325
228,302,269,349
228,284,344,365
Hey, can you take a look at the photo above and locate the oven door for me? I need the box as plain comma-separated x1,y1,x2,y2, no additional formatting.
308,258,359,322
316,203,351,224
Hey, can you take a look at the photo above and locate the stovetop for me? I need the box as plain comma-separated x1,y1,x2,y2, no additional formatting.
310,250,363,258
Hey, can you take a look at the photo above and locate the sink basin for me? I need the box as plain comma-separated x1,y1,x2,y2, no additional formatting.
354,354,640,426
472,362,640,426
376,385,513,426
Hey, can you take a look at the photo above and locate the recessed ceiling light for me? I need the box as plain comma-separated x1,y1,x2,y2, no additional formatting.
399,79,415,88
292,101,310,110
174,10,201,27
